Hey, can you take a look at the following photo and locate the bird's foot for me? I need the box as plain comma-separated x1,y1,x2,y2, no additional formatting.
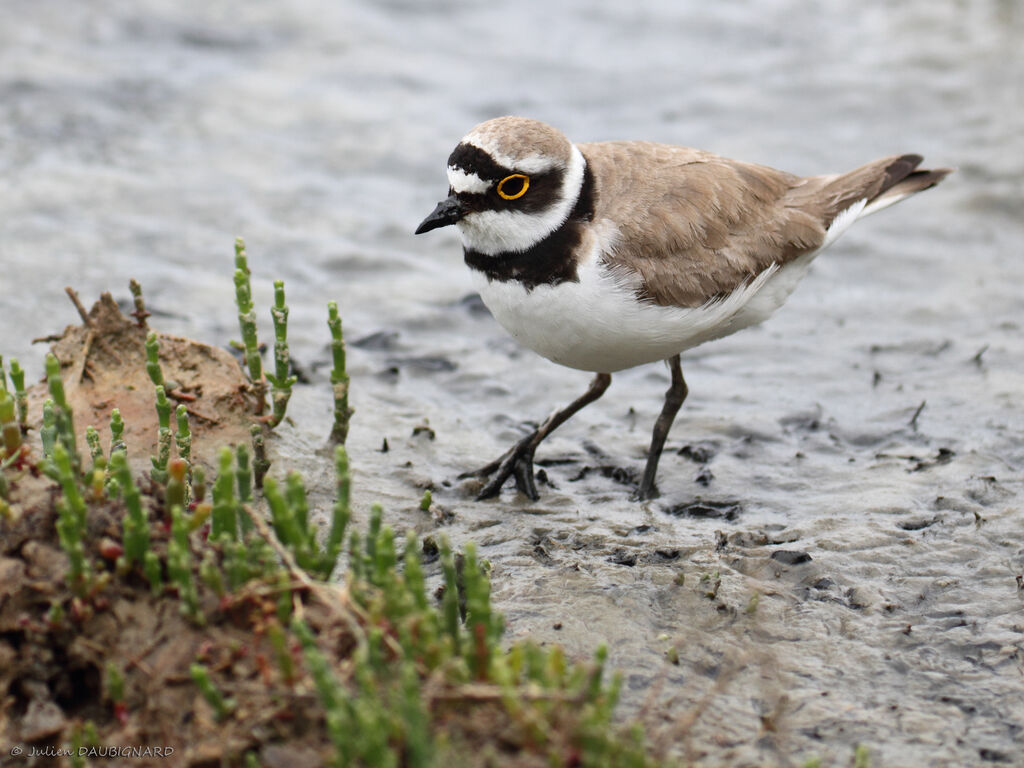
461,432,540,500
634,480,660,502
635,451,663,501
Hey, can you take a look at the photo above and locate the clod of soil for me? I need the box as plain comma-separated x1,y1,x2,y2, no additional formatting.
29,293,261,472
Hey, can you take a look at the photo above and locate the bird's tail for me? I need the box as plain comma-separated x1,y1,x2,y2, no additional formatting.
858,156,953,218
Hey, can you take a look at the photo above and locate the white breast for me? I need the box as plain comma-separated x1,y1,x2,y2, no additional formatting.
478,239,810,374
476,262,764,373
473,202,866,373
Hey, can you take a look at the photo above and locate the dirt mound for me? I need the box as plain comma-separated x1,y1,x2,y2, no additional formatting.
30,293,259,472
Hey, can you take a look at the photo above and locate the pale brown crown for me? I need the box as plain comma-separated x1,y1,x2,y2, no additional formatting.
462,116,574,173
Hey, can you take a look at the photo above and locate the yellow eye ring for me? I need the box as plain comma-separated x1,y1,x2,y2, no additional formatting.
497,174,530,200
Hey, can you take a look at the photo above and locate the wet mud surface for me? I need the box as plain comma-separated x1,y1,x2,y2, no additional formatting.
3,1,1023,765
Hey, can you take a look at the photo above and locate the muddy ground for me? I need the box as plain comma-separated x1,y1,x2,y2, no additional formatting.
2,1,1023,766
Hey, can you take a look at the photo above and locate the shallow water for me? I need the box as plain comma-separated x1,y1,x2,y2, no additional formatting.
2,1,1023,765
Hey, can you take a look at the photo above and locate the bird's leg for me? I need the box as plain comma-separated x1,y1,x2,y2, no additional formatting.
471,372,612,500
637,355,688,500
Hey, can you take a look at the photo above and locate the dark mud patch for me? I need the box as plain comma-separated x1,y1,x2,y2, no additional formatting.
677,442,718,464
350,330,401,351
897,515,941,531
607,549,638,567
875,447,956,472
385,355,457,374
567,464,639,488
694,468,714,487
769,550,813,565
607,547,684,568
778,408,827,433
663,499,742,521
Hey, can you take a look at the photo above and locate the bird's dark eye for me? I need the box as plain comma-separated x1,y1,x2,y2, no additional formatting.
496,174,530,200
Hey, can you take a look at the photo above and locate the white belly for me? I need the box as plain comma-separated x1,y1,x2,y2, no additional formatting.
472,202,869,373
473,248,819,373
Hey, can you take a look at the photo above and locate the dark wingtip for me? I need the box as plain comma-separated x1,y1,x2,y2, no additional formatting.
882,154,924,191
880,156,954,198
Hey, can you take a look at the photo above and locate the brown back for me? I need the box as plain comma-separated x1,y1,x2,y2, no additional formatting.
581,141,935,308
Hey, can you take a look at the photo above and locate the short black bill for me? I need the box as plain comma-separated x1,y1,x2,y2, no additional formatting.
415,195,467,234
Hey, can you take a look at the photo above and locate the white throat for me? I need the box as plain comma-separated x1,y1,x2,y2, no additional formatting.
453,144,586,256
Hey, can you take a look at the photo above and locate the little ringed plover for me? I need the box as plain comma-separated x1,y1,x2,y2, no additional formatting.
416,116,951,501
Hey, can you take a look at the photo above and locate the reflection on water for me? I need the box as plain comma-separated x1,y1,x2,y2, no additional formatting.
2,1,1022,764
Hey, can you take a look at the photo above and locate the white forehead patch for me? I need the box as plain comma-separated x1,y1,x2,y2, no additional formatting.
447,166,492,195
488,151,556,175
462,129,559,176
505,151,561,174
